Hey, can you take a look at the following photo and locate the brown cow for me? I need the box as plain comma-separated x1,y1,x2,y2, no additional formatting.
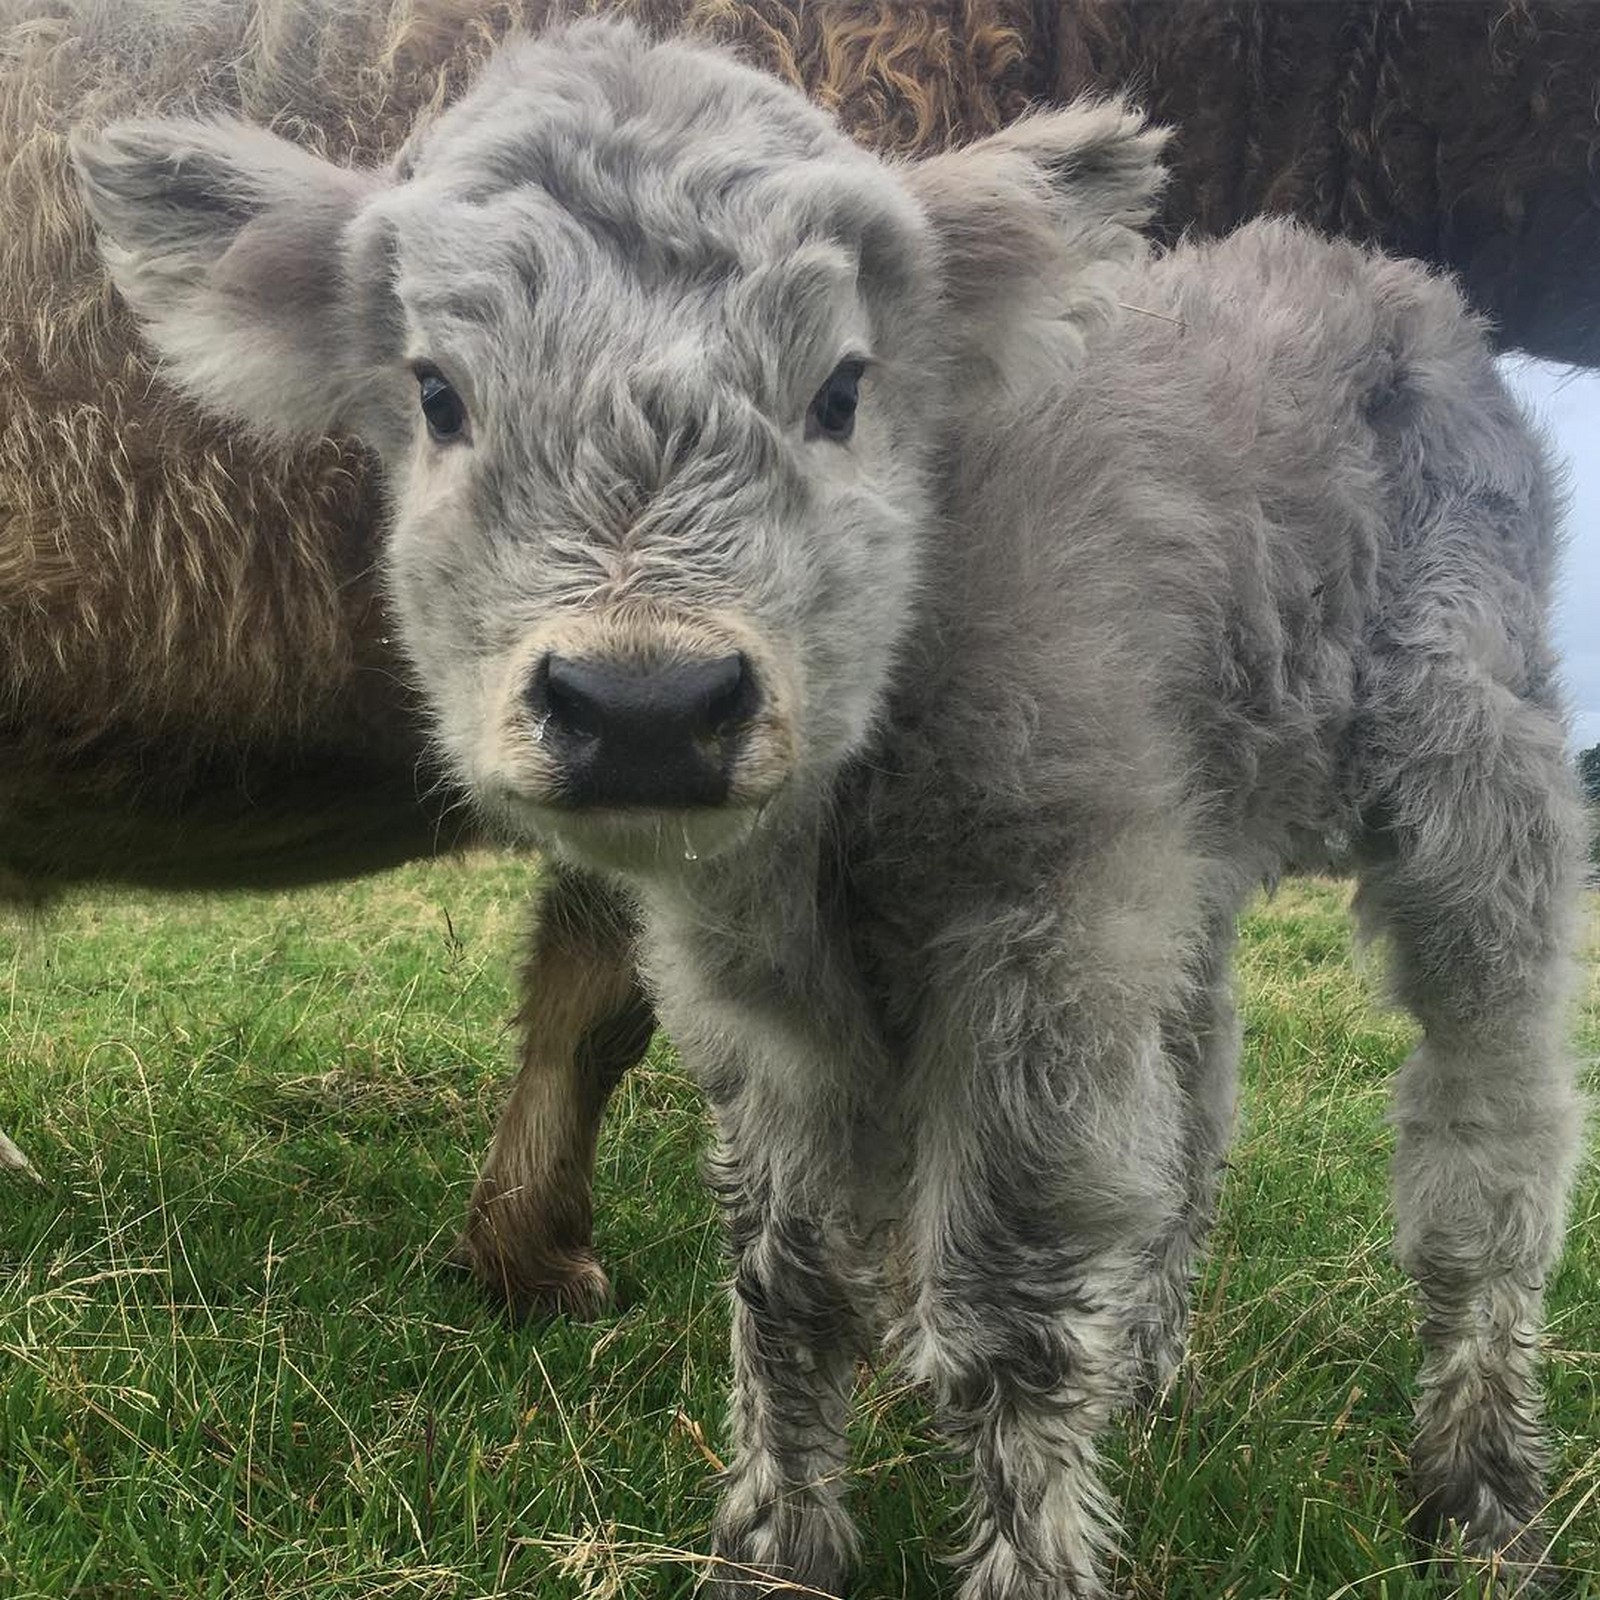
7,0,1600,1316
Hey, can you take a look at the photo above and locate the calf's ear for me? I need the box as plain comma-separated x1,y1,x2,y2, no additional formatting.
903,99,1168,372
72,118,390,442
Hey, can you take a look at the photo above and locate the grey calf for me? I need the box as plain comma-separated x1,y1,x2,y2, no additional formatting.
76,20,1587,1596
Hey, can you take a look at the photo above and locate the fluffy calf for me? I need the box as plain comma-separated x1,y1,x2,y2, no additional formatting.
76,20,1587,1595
16,0,1600,1322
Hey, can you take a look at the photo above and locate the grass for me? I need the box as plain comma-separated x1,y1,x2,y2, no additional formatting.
2,859,1596,1599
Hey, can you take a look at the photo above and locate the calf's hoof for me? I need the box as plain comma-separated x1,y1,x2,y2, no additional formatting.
1409,1489,1559,1594
706,1495,853,1599
703,1555,847,1600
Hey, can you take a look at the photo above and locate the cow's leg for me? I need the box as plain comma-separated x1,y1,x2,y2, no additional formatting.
899,878,1191,1600
1133,912,1241,1399
1355,682,1586,1568
459,864,655,1319
704,1109,869,1600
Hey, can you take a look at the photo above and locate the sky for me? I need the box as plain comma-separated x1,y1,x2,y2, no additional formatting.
1497,358,1599,754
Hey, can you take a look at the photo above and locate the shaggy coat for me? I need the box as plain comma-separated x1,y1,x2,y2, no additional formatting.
75,19,1588,1595
8,0,1600,1313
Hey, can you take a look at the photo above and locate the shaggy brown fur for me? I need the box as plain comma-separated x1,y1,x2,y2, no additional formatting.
6,0,1599,1309
1065,1,1600,371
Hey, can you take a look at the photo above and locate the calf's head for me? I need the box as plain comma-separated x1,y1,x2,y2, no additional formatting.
74,20,1164,874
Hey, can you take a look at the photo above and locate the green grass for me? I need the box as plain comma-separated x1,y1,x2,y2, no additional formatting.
2,861,1596,1599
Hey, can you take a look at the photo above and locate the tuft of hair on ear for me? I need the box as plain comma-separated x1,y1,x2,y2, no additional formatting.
903,96,1170,383
1000,98,1171,228
70,116,387,443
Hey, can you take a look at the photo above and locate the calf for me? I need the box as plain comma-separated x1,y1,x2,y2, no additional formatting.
17,0,1600,1326
76,19,1587,1595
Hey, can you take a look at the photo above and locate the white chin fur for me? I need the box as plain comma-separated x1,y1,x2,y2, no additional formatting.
485,792,762,876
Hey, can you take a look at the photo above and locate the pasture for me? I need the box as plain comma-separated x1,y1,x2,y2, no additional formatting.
2,859,1596,1598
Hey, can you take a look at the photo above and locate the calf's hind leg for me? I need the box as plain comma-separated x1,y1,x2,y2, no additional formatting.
459,864,655,1319
1357,686,1586,1565
1135,914,1242,1398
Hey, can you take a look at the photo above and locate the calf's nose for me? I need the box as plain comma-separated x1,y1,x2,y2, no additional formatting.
529,651,760,807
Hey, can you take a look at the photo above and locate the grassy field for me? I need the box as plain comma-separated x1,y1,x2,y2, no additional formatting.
2,859,1596,1599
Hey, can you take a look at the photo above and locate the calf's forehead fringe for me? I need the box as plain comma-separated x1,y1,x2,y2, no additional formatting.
408,18,853,188
372,22,925,382
387,25,915,272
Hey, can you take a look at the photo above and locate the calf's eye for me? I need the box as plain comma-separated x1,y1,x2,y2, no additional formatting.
806,359,865,444
415,365,468,441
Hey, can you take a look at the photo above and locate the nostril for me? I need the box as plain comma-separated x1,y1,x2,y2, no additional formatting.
702,652,760,737
537,654,605,740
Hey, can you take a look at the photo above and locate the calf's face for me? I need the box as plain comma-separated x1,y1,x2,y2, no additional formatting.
360,33,940,870
74,20,1165,875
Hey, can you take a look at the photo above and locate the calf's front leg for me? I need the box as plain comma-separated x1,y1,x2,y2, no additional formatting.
900,964,1187,1600
459,864,655,1319
704,1090,872,1598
